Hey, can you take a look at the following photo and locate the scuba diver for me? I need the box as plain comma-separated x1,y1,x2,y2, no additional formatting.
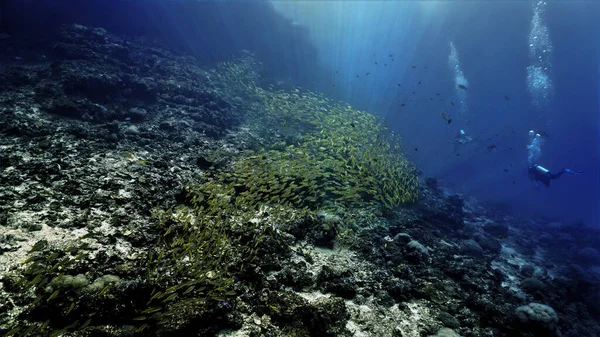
526,130,582,187
452,129,472,153
527,164,582,187
454,129,472,145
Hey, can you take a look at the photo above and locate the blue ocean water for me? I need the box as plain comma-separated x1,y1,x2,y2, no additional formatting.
269,1,600,228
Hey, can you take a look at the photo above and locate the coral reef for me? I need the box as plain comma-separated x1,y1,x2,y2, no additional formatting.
0,24,598,337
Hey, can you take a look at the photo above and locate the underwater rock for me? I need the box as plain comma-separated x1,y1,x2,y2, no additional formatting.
392,232,412,244
46,273,120,295
46,274,90,293
473,232,502,254
106,132,119,142
407,240,429,258
482,222,509,237
425,177,440,192
307,297,350,336
458,222,480,236
3,66,39,86
128,77,160,102
60,24,108,44
123,124,140,135
159,120,175,131
286,212,340,249
279,261,314,290
0,234,20,254
520,264,535,277
515,302,558,333
546,221,566,230
63,70,125,103
437,311,460,329
48,97,80,118
317,265,357,299
584,292,600,315
195,155,215,170
460,239,483,257
538,232,553,244
421,194,465,231
45,96,114,122
262,290,349,336
445,194,465,212
555,233,574,243
429,327,462,337
384,277,412,302
127,107,148,121
38,138,53,150
576,247,600,265
54,42,94,60
558,264,598,285
521,277,545,293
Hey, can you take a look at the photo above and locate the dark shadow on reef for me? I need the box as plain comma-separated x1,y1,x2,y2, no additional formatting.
0,0,321,87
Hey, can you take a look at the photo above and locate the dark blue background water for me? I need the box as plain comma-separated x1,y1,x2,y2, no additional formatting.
4,0,598,226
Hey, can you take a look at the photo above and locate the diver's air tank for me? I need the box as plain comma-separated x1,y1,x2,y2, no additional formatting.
535,165,549,174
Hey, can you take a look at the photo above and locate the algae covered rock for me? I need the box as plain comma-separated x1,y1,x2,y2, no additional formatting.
429,327,462,337
515,302,558,332
262,291,350,336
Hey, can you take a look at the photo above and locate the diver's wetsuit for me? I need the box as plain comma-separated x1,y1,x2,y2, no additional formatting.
528,164,564,187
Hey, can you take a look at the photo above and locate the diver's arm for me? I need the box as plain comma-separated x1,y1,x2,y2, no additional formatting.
564,168,583,175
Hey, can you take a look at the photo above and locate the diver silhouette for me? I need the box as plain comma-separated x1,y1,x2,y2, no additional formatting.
526,129,582,188
527,164,582,187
